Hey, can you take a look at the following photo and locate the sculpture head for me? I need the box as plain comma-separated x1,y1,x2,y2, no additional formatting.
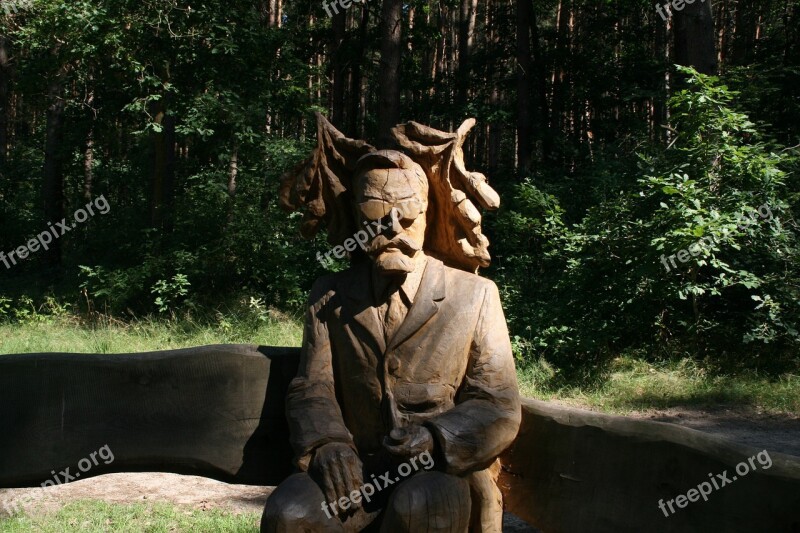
280,114,500,274
353,151,428,276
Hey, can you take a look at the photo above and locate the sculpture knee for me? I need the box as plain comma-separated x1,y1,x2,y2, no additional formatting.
261,473,344,533
381,472,471,533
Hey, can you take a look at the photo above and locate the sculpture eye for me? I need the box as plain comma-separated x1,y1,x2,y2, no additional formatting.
359,200,425,222
359,200,392,221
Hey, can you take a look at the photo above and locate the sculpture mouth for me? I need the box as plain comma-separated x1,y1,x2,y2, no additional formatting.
374,249,417,275
366,235,421,257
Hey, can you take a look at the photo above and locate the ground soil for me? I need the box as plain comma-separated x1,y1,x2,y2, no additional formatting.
0,472,273,518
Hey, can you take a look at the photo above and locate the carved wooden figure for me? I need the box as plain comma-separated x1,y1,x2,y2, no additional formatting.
262,115,521,533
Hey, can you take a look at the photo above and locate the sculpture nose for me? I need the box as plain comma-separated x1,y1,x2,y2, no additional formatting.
384,207,402,237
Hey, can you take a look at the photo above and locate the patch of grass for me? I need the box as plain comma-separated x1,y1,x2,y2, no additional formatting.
518,355,800,415
2,312,798,417
0,501,259,532
0,313,302,355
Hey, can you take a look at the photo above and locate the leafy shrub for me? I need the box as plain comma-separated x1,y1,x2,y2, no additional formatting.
152,274,192,315
496,67,800,368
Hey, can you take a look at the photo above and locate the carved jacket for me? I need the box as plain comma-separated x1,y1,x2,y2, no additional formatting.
287,256,521,477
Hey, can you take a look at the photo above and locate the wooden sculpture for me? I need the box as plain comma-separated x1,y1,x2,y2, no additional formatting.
264,114,521,533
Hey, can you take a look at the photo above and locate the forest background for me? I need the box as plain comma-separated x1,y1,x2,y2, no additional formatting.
1,0,799,399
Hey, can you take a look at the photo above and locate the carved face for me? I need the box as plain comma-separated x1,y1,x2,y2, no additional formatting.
354,151,428,276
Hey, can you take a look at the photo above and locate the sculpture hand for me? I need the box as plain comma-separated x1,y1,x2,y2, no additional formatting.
310,442,364,515
382,425,434,459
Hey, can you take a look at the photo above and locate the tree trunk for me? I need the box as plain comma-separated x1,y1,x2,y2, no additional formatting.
149,64,176,233
715,0,729,68
378,0,402,148
784,0,797,66
349,6,370,138
83,126,94,201
731,0,757,65
226,144,238,228
258,0,269,26
516,0,534,176
674,0,717,74
330,10,347,129
529,4,550,160
270,0,279,28
42,66,68,266
457,0,478,112
550,0,570,154
227,144,238,199
0,36,9,165
83,89,95,201
653,9,670,144
435,2,447,98
487,0,502,176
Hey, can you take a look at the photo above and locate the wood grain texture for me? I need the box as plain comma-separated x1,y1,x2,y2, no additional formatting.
392,119,500,272
500,399,800,533
0,345,299,488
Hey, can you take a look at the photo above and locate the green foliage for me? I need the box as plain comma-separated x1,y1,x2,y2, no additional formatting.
498,67,800,369
1,0,798,383
151,273,191,315
492,180,570,354
1,0,328,314
0,294,72,324
0,296,11,321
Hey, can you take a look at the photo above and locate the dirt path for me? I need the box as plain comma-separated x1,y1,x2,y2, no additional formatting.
0,473,273,518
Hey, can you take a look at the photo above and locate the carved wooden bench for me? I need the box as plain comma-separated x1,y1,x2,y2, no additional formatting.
1,345,799,531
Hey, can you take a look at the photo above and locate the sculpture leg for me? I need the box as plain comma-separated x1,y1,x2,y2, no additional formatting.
467,466,504,533
261,473,345,533
379,471,471,533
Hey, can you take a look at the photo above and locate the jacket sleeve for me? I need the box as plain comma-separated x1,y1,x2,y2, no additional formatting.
424,280,522,475
285,280,355,470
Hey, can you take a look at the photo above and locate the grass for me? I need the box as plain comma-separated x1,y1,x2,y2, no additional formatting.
0,501,260,532
0,313,302,355
1,310,797,418
517,355,800,415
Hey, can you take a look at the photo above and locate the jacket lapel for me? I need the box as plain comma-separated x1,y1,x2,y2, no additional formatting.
340,262,387,356
387,258,447,352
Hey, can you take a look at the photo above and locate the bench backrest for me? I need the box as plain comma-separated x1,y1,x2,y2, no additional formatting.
3,344,800,531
